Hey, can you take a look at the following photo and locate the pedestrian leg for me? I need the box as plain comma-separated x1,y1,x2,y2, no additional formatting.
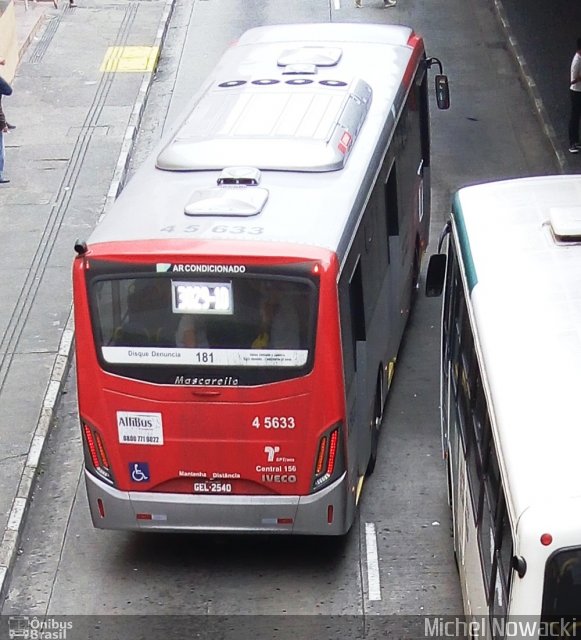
0,131,9,183
568,90,581,151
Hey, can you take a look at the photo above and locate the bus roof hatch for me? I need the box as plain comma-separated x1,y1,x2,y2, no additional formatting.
549,206,581,243
184,167,268,217
277,46,342,67
156,77,372,173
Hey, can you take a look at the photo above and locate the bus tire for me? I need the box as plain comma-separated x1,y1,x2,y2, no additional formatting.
446,454,453,508
412,244,421,290
366,383,383,476
366,415,380,476
410,242,421,302
405,241,421,325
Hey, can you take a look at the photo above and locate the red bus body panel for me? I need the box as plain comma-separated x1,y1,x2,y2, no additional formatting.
73,242,354,533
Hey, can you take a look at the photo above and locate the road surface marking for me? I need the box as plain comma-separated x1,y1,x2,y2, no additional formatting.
365,522,382,601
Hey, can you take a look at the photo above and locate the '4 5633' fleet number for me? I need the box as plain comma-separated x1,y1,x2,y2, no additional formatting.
252,416,296,429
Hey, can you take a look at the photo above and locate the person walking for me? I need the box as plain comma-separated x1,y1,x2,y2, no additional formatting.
0,59,15,130
0,72,13,184
569,38,581,154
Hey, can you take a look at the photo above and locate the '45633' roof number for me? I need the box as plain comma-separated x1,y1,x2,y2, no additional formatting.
211,225,263,235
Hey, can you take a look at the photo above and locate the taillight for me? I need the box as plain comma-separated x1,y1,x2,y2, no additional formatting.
315,436,327,475
313,425,341,489
83,424,100,469
82,423,113,483
540,533,553,547
327,430,338,473
95,432,110,468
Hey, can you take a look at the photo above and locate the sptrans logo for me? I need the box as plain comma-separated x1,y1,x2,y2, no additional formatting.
8,617,72,640
264,446,280,462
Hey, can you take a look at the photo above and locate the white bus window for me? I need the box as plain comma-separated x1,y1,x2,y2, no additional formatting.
498,506,513,585
478,491,494,592
492,556,508,621
472,376,489,454
544,549,581,616
542,548,581,617
496,500,513,614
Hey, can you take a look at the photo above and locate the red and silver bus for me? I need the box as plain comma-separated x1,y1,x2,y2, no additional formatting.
73,23,448,534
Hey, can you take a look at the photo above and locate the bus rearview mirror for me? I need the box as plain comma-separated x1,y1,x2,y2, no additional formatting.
425,254,447,297
511,555,527,579
435,75,450,110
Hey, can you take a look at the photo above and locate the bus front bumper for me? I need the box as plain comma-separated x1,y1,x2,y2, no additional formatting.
85,470,353,535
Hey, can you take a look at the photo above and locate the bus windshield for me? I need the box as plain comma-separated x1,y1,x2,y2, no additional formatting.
89,271,318,385
542,547,581,616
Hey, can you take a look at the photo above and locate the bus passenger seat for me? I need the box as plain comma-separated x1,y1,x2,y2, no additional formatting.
113,323,150,346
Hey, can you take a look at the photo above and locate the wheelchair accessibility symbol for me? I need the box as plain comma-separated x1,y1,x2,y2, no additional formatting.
129,462,150,482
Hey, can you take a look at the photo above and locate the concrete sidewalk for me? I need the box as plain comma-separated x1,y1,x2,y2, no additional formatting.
0,0,174,600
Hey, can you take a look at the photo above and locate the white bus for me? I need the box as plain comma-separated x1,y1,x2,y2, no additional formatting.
426,176,581,632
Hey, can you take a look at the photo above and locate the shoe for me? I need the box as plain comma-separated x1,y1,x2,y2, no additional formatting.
6,122,15,130
0,178,10,184
384,0,396,6
69,1,77,6
569,145,579,154
355,0,362,6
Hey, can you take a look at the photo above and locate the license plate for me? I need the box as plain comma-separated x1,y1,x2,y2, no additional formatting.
193,481,233,494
